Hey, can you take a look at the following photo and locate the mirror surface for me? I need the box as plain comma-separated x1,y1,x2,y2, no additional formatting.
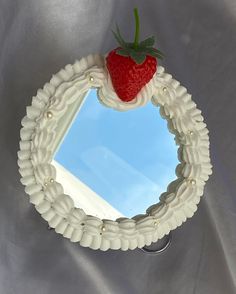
53,89,178,220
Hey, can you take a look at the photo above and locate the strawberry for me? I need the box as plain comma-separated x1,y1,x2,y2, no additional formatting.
106,8,164,102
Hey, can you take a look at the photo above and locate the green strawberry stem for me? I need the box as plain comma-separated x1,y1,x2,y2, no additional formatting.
133,8,140,49
111,7,164,64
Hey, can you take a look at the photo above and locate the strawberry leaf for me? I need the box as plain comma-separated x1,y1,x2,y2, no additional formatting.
112,30,124,47
139,36,155,48
112,24,128,48
129,50,146,64
116,48,130,56
144,47,165,59
116,24,128,48
150,47,165,57
126,42,135,49
146,51,164,60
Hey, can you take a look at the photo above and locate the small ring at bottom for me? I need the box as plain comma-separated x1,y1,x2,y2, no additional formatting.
140,233,172,254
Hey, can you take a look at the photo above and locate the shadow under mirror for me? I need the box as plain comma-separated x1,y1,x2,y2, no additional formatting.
52,89,179,220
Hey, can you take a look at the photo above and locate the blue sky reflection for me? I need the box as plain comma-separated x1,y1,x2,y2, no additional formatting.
55,89,178,218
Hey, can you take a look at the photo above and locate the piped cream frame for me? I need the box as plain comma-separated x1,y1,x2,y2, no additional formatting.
18,54,212,251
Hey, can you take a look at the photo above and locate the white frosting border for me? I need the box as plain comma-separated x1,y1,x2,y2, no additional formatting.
17,54,212,251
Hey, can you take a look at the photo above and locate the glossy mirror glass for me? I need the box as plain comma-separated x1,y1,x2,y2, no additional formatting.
52,89,178,220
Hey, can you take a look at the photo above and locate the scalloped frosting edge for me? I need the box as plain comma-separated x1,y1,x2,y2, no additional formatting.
17,54,212,251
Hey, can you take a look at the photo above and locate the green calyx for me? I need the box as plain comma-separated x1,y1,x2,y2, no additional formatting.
112,7,164,64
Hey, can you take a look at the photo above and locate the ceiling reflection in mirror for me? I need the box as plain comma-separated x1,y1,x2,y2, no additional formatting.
52,89,179,220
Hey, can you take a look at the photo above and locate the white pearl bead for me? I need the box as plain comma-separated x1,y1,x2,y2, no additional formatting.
162,87,167,93
189,179,196,185
46,111,53,119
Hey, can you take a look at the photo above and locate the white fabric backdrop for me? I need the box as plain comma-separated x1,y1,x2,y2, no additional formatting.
0,0,236,293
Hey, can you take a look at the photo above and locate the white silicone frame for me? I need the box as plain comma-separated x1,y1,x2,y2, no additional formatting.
18,54,212,251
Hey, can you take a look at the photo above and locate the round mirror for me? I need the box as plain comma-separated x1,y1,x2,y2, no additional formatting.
52,89,178,220
18,56,211,250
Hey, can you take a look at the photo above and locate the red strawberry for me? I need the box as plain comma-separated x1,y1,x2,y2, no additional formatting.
106,8,164,102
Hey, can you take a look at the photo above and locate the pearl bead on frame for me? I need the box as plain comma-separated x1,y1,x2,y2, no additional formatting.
189,130,194,136
88,75,94,82
162,87,167,93
46,111,53,119
188,179,196,185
